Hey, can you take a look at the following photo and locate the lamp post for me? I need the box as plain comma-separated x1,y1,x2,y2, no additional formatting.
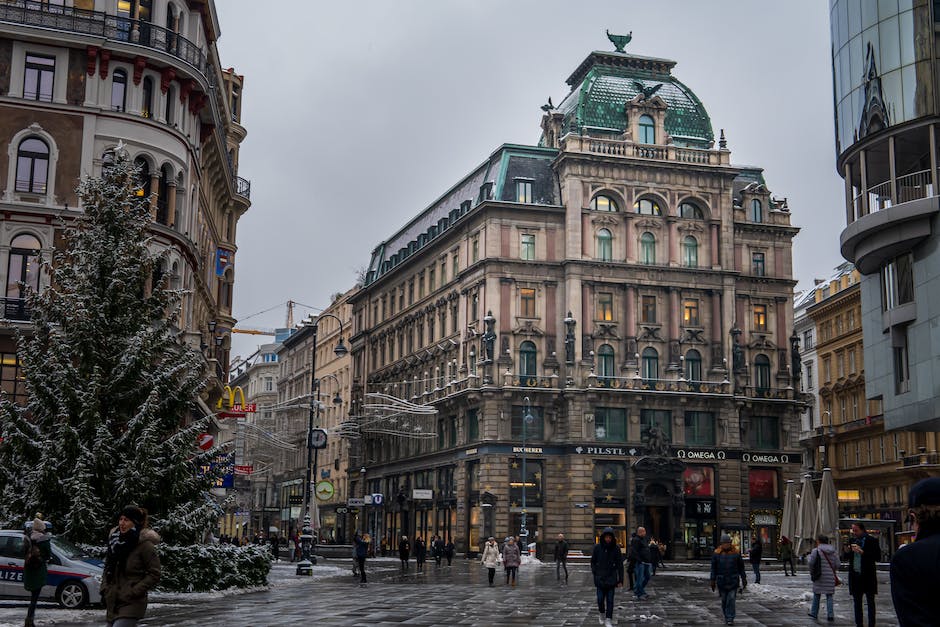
821,410,833,470
298,314,347,570
520,396,535,553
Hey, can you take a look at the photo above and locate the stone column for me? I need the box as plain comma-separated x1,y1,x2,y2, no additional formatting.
625,215,636,262
148,172,159,220
668,288,680,370
710,290,723,370
624,286,637,368
710,222,720,268
166,182,177,227
667,218,679,266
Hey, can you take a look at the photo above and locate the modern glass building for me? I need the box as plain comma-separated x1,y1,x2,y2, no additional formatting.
831,0,940,431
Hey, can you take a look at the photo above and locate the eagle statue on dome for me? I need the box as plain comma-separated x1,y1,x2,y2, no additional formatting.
632,80,663,101
606,30,632,53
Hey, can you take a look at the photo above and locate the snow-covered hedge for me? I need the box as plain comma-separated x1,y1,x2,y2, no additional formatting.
78,543,271,592
157,544,271,592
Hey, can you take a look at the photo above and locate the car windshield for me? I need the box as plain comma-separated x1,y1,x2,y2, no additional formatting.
50,536,90,560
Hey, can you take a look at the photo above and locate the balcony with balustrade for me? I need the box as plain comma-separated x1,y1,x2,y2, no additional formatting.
560,132,731,167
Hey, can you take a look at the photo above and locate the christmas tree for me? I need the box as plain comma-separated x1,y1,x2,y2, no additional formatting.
0,148,221,544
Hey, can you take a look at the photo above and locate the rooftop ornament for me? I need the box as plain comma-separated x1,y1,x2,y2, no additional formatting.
606,29,632,53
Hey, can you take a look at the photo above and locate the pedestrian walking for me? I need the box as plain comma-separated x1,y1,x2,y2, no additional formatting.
414,536,427,572
480,536,500,587
269,533,280,561
649,540,661,576
292,532,302,561
398,535,411,571
554,532,569,583
590,527,624,627
844,522,880,627
808,534,840,622
23,515,50,627
102,505,161,627
354,531,369,586
779,536,794,576
433,535,444,566
502,536,521,586
710,533,747,626
444,538,455,566
748,535,763,584
890,477,940,626
629,526,652,599
626,531,637,591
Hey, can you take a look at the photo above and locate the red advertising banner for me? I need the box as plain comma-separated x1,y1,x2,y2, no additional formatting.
234,465,254,475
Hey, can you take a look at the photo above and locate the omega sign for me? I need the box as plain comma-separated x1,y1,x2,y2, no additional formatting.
676,449,727,461
742,453,790,464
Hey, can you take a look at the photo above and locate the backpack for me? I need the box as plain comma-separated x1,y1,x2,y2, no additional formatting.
810,550,822,582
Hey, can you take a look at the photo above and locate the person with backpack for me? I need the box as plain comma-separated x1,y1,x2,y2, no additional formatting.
710,533,747,626
23,515,51,627
808,534,840,622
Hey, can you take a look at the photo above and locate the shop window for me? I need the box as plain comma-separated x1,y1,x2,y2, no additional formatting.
748,468,778,499
509,458,542,507
684,411,715,446
594,461,627,496
594,407,626,441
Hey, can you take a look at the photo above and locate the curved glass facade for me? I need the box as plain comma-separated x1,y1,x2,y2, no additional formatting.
830,0,934,155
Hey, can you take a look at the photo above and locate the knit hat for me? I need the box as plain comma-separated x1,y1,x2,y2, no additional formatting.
720,533,732,544
120,505,145,526
31,516,45,533
909,477,940,507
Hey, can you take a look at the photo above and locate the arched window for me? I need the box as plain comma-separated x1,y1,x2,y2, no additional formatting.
684,349,702,382
15,138,49,194
111,69,127,112
634,198,662,216
642,347,659,381
597,344,615,378
519,341,537,378
134,157,151,200
5,233,42,300
754,353,771,391
680,201,704,219
682,236,698,267
596,228,612,261
165,85,176,125
750,199,763,223
639,114,655,144
142,76,154,118
640,232,656,265
156,164,171,225
591,194,618,212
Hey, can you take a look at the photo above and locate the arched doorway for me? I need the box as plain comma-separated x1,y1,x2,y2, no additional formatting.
643,482,672,551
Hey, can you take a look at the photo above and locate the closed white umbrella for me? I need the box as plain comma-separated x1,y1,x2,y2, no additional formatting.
815,468,840,548
780,479,798,544
795,473,818,557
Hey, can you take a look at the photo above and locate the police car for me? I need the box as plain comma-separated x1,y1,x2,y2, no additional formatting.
0,530,103,608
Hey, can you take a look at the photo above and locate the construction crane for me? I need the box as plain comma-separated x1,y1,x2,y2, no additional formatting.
231,300,296,336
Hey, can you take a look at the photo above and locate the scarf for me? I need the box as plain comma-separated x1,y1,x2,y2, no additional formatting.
105,527,139,584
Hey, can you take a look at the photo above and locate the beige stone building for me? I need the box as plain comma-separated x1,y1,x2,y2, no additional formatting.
348,40,804,558
0,0,249,414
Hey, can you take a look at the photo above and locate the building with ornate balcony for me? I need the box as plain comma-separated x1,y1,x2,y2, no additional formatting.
0,0,250,413
273,289,355,542
347,37,805,559
830,0,940,431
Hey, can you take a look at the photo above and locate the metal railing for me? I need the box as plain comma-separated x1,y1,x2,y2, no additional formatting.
856,170,935,220
236,176,251,200
0,1,208,78
901,451,940,467
866,179,893,213
896,169,934,203
0,297,30,321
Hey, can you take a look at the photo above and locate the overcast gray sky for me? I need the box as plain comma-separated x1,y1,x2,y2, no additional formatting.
217,0,844,361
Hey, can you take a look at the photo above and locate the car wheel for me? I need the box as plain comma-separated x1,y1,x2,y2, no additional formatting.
56,580,88,609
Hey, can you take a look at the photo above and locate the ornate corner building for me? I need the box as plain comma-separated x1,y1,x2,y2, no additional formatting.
831,0,940,434
0,0,250,412
346,39,805,558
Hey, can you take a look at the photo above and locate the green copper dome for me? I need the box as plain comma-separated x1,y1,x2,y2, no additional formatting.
557,50,714,149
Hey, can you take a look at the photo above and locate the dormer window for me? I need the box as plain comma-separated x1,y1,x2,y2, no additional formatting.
639,114,655,144
750,199,763,223
591,194,618,212
515,179,533,203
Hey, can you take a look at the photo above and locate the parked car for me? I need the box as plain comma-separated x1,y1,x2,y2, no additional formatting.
0,530,102,608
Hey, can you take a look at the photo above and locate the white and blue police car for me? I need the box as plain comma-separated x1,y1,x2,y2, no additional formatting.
0,529,103,608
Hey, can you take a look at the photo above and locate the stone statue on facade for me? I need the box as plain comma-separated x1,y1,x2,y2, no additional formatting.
644,424,670,457
482,312,496,362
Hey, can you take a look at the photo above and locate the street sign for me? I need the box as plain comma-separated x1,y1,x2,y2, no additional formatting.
347,497,365,507
309,428,328,449
363,494,373,505
288,495,303,505
372,493,384,506
197,433,214,450
412,489,433,500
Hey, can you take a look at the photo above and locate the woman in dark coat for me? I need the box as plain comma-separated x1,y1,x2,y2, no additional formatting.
398,535,410,571
23,516,51,627
591,527,624,627
414,536,427,572
102,506,161,627
443,538,455,566
502,536,521,586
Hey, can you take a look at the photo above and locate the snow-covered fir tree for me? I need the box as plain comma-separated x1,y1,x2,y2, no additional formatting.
0,149,221,544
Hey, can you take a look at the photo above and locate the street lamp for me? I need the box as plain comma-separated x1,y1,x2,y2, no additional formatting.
520,396,535,553
298,313,347,570
821,410,834,469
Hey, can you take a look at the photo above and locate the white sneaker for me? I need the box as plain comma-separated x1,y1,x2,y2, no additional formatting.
605,619,613,627
597,616,605,625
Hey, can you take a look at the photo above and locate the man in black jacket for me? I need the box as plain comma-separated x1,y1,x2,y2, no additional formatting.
554,533,569,583
845,522,881,627
891,477,940,627
630,526,652,599
748,535,763,584
591,527,624,627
